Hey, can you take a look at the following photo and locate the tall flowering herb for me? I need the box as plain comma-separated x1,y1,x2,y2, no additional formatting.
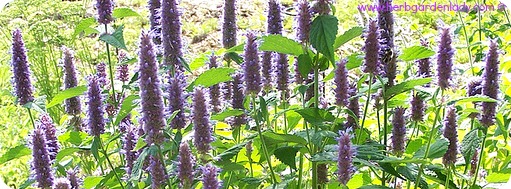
261,52,274,90
480,40,500,127
436,26,455,90
417,40,431,77
161,0,184,72
267,0,283,35
177,142,195,188
317,164,328,184
294,0,311,84
138,31,166,145
192,87,214,154
243,32,261,95
391,108,406,156
443,107,458,165
167,70,188,129
275,53,290,98
149,154,167,188
261,0,283,90
467,77,482,97
222,0,237,49
148,0,162,45
116,64,130,83
209,55,222,113
377,0,396,86
337,129,356,186
66,168,81,189
53,178,71,189
96,62,109,87
346,84,359,129
230,73,246,127
121,124,138,175
410,93,425,122
201,163,222,189
38,114,59,162
61,47,81,116
10,29,34,105
95,0,114,25
363,20,380,75
85,76,105,137
334,60,349,107
30,127,54,188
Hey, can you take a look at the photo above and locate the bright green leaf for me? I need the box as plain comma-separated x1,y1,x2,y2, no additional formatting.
189,68,235,89
83,176,104,189
58,131,88,146
398,46,435,61
114,95,140,126
448,95,498,105
113,8,140,19
99,25,127,50
333,26,363,49
259,35,303,56
461,129,481,163
0,145,31,165
74,18,97,37
211,109,245,121
385,78,432,99
56,148,81,162
414,138,448,159
47,86,87,108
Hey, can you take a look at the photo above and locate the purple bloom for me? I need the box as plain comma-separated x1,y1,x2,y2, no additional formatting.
222,81,232,101
209,55,222,113
38,114,59,162
317,163,329,184
10,29,34,105
337,129,356,186
392,107,406,156
53,178,71,189
85,75,105,137
230,73,246,127
275,53,290,98
363,20,380,75
148,0,162,45
96,62,109,87
295,0,311,43
467,77,482,97
95,0,114,25
167,70,188,129
30,127,54,188
201,163,222,189
345,84,359,129
436,26,455,90
178,142,195,188
61,46,81,115
222,0,237,49
192,87,214,154
377,0,396,86
334,60,349,107
312,0,331,15
161,0,183,72
470,149,479,176
267,0,283,35
443,106,458,165
410,93,425,122
245,141,253,158
417,40,431,78
149,154,166,189
122,124,138,175
117,64,130,83
243,32,261,95
138,31,166,145
480,40,500,127
261,52,273,91
66,168,81,189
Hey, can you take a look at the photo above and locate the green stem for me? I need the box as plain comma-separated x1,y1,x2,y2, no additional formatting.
252,95,277,184
311,64,320,189
298,152,304,189
472,132,487,187
444,166,451,189
104,24,117,105
357,74,373,144
454,0,475,76
382,98,388,186
98,137,125,189
27,108,36,129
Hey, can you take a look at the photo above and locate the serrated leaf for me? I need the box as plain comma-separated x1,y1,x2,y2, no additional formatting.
414,138,448,159
333,26,363,49
0,145,31,165
262,131,307,145
47,86,87,108
114,95,140,126
99,25,127,50
130,147,149,181
385,78,432,99
74,18,97,37
259,35,303,56
461,129,481,163
56,147,81,162
310,15,338,63
84,176,104,189
189,54,208,70
448,95,498,105
297,54,313,78
211,109,245,121
311,152,337,162
295,108,335,126
58,131,88,146
215,141,247,161
188,68,235,90
273,146,300,169
113,8,140,19
396,166,429,189
398,46,435,61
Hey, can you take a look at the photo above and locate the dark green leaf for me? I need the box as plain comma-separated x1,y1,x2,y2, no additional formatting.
226,43,245,52
211,109,245,121
396,166,429,189
414,138,448,159
74,18,98,37
273,146,300,169
47,86,87,108
259,35,303,56
99,25,127,50
385,78,432,99
398,46,435,61
0,145,31,165
263,131,307,145
114,95,140,126
461,129,481,163
295,108,335,126
188,68,236,89
333,26,363,49
130,147,149,181
297,54,313,78
215,141,247,161
379,163,405,180
310,15,338,63
91,137,101,161
311,152,337,162
112,8,140,19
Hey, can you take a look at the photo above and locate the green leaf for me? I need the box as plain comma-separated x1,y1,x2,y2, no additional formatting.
398,45,435,61
461,129,481,163
112,8,140,19
188,68,236,89
295,108,335,126
385,78,432,99
215,141,247,161
333,26,363,49
74,17,98,37
310,15,338,63
396,166,429,189
486,170,511,183
84,176,104,189
47,86,87,108
273,146,300,170
99,25,127,50
358,186,393,189
414,138,448,159
58,131,88,146
448,95,498,105
130,147,149,181
91,137,101,161
189,53,208,70
56,147,81,162
19,179,35,189
211,109,245,121
114,95,140,126
310,152,336,162
0,145,31,164
263,131,307,145
297,54,313,78
346,53,363,70
259,35,303,56
226,43,245,52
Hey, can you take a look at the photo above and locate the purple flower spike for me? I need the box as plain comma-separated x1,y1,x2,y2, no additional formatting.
267,0,283,35
192,87,213,154
411,93,425,122
96,62,109,87
275,53,290,98
261,52,273,91
467,77,482,97
209,55,222,113
61,47,82,116
317,163,329,184
417,40,431,78
377,0,396,86
161,0,184,72
148,0,162,45
337,129,356,186
230,73,246,127
149,154,166,189
86,76,105,137
363,20,380,75
30,127,54,188
346,84,359,129
167,70,188,129
470,149,479,176
122,124,138,175
66,168,81,189
334,60,349,107
10,29,34,105
38,114,59,162
480,40,500,127
243,32,261,95
222,0,237,49
312,0,331,15
138,31,166,145
443,107,458,165
202,163,222,189
95,0,114,25
296,0,311,44
392,108,406,156
53,178,71,189
178,142,195,188
116,64,130,83
436,26,455,90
